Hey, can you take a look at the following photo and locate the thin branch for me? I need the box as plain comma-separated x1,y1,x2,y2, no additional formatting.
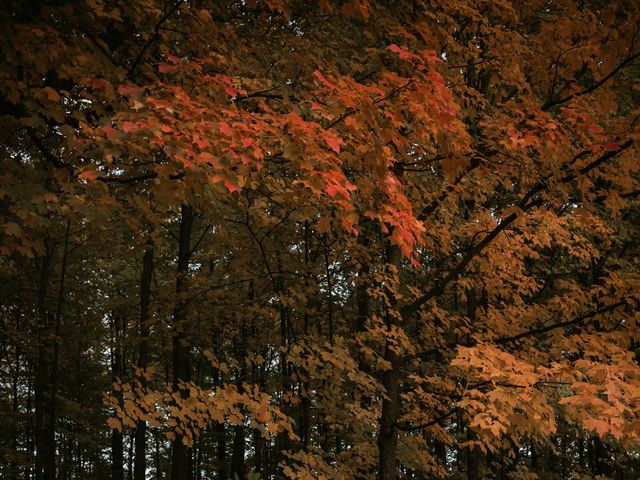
447,57,496,69
396,408,458,431
127,0,185,78
188,224,213,257
495,300,628,345
417,155,483,221
234,86,283,102
98,171,185,184
621,189,640,199
542,50,640,110
401,141,632,321
27,129,71,170
325,77,415,130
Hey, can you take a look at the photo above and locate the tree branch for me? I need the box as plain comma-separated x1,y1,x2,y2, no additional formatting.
417,155,482,221
401,141,632,321
98,171,184,184
396,408,458,432
542,51,640,110
127,0,185,78
495,300,628,345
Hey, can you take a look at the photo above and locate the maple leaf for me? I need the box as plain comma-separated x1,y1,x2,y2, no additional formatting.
3,222,22,237
313,70,337,89
42,87,60,102
117,84,145,99
78,170,99,181
321,130,343,153
387,44,412,60
219,122,233,136
121,121,138,133
158,63,178,74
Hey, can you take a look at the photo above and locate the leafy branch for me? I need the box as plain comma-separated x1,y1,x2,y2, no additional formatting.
542,50,640,110
400,140,633,321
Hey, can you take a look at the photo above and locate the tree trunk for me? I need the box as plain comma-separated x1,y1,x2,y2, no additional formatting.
35,248,53,480
252,428,263,476
466,429,481,480
275,305,291,474
214,346,227,480
215,421,227,480
171,205,194,480
594,437,611,476
377,242,401,480
10,350,20,480
135,247,154,480
230,426,245,480
111,429,124,480
47,219,70,480
465,291,481,480
111,312,125,480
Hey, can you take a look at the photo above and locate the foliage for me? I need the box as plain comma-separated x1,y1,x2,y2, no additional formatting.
1,0,639,479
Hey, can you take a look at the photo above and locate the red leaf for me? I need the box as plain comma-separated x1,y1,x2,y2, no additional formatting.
91,79,112,91
224,179,238,192
421,49,442,63
602,143,620,151
158,63,178,74
321,130,343,153
219,122,233,136
79,170,98,181
101,126,121,139
117,84,145,98
326,183,341,197
387,44,411,60
122,121,138,133
313,70,337,89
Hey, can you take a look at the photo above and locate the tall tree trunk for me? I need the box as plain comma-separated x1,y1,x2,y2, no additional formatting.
46,219,70,480
9,306,22,480
111,312,125,480
275,304,291,474
214,420,227,480
111,430,124,480
594,437,611,476
531,442,539,471
26,368,34,480
10,350,20,480
230,426,245,480
194,436,202,480
298,223,312,451
251,362,265,475
128,433,135,479
214,332,227,480
465,290,481,480
466,429,481,480
154,430,162,479
35,248,53,480
171,205,194,480
252,428,263,476
433,439,447,471
377,242,401,480
135,247,154,480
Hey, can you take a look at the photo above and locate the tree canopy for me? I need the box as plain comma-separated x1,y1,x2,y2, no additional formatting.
1,1,640,479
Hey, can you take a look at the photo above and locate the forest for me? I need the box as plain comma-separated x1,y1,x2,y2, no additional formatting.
1,0,639,479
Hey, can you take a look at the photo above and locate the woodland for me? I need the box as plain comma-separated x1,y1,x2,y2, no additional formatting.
1,1,640,479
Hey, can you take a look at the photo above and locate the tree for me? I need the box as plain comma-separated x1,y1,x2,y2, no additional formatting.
1,1,639,479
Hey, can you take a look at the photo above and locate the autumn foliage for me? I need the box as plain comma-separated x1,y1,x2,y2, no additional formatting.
1,0,640,479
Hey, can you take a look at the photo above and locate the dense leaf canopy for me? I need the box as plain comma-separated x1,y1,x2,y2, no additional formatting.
1,1,639,479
